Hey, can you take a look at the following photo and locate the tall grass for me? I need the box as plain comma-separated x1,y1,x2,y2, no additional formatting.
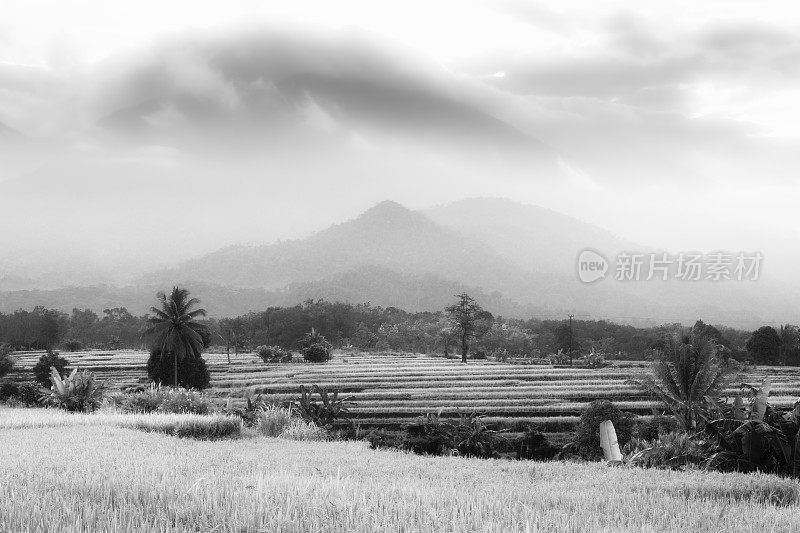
1,420,798,532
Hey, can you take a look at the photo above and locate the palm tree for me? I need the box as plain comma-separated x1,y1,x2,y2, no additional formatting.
144,287,208,387
634,333,732,431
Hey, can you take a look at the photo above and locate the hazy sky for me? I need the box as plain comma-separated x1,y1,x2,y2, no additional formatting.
1,0,799,283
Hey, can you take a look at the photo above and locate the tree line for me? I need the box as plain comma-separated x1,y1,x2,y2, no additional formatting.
0,298,798,365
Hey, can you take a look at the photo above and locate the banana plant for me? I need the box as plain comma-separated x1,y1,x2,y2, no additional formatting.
705,377,800,476
293,384,355,428
44,366,108,412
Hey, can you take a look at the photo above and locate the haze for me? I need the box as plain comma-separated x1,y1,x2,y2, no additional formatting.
1,0,799,291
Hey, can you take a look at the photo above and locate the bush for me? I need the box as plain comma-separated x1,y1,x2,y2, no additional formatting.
470,349,487,360
255,345,293,363
0,352,14,379
516,425,559,460
302,343,331,363
43,368,107,412
119,386,167,413
146,349,211,390
155,388,213,415
568,400,636,460
580,352,608,369
63,340,86,352
453,413,506,458
255,405,294,437
634,415,678,441
278,418,328,441
366,429,406,450
624,431,708,469
129,415,242,440
0,381,43,406
492,349,510,362
32,351,70,387
403,414,456,456
293,385,354,428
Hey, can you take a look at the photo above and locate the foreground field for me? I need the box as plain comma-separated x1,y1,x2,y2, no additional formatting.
9,350,800,436
1,407,799,532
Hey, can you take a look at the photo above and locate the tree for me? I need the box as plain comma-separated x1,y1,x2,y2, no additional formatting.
634,333,731,430
778,325,799,366
746,326,782,365
144,287,209,388
445,293,493,363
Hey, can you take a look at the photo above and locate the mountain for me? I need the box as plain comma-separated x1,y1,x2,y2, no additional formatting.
2,198,797,327
426,197,644,275
143,200,529,293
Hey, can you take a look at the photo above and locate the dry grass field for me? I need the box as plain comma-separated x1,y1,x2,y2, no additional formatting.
1,406,799,532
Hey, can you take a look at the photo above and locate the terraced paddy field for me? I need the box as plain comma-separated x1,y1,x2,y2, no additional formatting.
8,350,800,438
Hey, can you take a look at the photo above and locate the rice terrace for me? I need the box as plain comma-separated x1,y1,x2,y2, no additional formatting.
4,0,800,531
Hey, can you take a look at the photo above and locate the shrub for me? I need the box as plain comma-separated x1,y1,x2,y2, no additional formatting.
470,349,487,360
225,395,269,427
279,418,328,441
492,349,510,362
119,386,167,413
403,414,456,456
63,340,86,352
581,352,608,369
302,343,331,363
568,400,636,460
155,388,213,415
0,352,14,379
292,385,354,428
255,345,293,363
43,368,107,412
0,381,43,406
634,415,678,441
516,426,559,461
32,351,70,387
146,349,211,390
130,415,242,440
453,413,505,458
548,351,570,365
624,431,708,469
255,405,294,437
366,429,405,450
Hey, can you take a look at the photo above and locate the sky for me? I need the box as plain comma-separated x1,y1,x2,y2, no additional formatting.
1,0,799,284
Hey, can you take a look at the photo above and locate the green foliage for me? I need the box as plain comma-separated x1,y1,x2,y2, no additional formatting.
453,412,506,458
746,326,782,364
32,351,70,387
624,431,709,469
302,343,331,363
292,385,355,428
568,400,636,460
44,367,107,412
155,388,213,415
516,425,559,461
633,415,678,441
547,351,570,365
255,405,294,437
634,334,732,431
0,381,43,406
63,340,86,352
225,395,270,427
445,293,493,363
255,345,293,363
403,413,456,456
146,349,211,390
0,350,14,379
144,287,209,387
579,351,608,369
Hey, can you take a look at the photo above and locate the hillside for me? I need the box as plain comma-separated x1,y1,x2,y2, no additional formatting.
143,200,532,294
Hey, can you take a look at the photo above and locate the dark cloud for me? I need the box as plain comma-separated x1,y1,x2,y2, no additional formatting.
91,27,550,156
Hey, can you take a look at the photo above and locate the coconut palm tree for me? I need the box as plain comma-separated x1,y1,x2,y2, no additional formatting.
144,287,208,387
635,333,732,431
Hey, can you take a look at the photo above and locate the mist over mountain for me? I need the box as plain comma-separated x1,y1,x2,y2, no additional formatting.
1,197,794,328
